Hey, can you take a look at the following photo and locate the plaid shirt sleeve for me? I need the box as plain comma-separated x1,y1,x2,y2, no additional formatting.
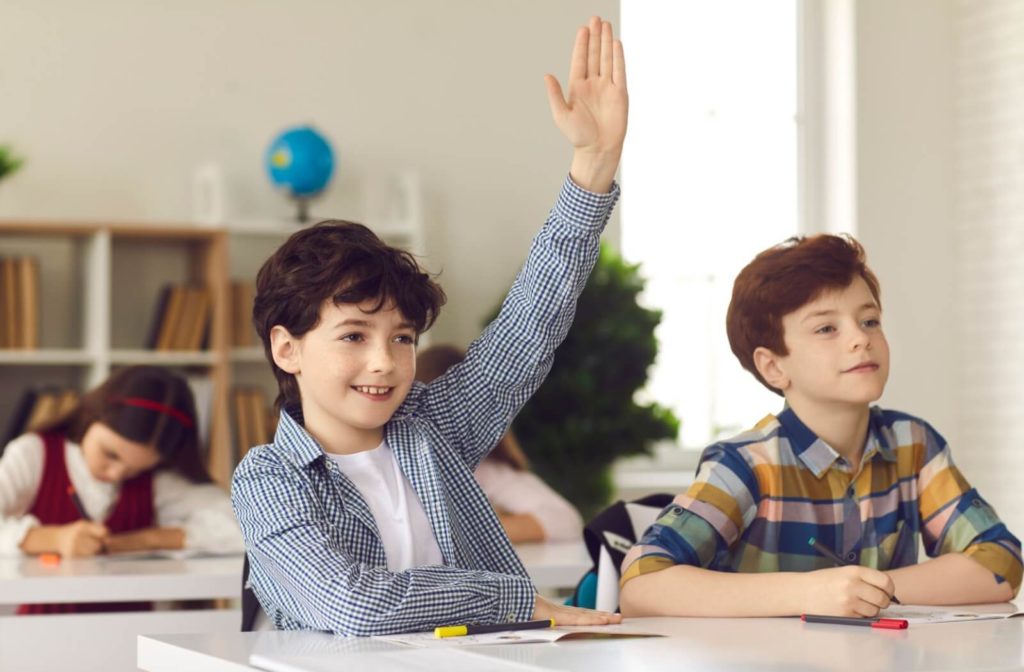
414,176,619,470
917,422,1023,594
232,452,536,636
620,443,759,586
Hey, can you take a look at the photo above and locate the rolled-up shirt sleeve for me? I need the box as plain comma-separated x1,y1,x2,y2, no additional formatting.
917,423,1022,595
620,443,759,587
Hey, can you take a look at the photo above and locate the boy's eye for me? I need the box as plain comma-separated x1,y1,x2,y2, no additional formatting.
863,318,881,328
814,325,836,335
394,334,416,345
340,333,364,342
104,450,119,462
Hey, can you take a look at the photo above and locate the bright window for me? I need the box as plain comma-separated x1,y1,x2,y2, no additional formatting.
621,1,800,448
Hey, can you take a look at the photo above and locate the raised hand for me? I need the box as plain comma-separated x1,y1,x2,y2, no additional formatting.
545,16,628,193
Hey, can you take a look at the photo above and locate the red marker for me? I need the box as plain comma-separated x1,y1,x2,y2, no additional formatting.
802,614,908,630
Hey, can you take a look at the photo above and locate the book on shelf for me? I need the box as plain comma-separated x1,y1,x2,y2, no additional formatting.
154,284,185,351
170,286,198,351
1,257,16,348
145,284,172,350
17,257,39,349
186,286,212,350
149,283,213,351
232,387,275,458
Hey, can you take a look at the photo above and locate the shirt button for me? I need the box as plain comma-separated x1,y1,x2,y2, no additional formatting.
506,612,516,623
846,552,857,562
972,498,984,508
847,486,856,498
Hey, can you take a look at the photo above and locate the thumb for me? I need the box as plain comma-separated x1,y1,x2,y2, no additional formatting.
544,75,569,126
86,522,110,538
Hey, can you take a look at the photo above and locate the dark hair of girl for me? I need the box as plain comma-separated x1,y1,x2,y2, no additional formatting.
35,365,212,483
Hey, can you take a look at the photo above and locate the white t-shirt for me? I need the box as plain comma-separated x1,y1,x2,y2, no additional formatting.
327,441,442,572
0,433,245,556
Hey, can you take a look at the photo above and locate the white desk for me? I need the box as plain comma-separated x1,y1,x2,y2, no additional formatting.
0,554,244,603
0,554,245,672
138,615,1024,671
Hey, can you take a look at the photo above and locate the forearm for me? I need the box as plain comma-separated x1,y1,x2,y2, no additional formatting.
570,147,622,194
620,565,807,617
887,553,1014,605
18,525,61,555
498,513,546,543
105,527,185,554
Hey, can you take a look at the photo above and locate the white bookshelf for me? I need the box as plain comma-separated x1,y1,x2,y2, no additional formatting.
0,170,426,482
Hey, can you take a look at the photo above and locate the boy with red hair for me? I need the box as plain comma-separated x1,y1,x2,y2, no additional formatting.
619,234,1022,617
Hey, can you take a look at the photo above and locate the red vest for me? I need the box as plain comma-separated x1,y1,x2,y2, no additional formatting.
17,431,155,615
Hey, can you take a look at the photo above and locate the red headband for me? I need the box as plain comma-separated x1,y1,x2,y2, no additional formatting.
116,397,194,428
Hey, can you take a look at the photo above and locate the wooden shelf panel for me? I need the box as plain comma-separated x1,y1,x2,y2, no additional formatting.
109,349,217,366
0,349,94,365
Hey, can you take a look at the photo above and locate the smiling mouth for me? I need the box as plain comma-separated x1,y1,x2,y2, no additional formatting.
352,385,394,399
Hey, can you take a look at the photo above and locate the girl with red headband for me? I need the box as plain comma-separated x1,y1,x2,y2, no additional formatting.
0,365,243,614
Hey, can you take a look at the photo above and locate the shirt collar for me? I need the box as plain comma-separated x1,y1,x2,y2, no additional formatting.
271,405,325,467
776,405,896,479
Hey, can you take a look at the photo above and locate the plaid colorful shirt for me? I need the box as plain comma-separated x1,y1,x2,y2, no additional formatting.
231,176,619,636
621,406,1023,594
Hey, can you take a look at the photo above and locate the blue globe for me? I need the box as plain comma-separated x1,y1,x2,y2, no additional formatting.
265,126,335,199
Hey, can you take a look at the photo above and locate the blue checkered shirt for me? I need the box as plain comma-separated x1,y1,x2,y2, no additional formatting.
231,176,619,635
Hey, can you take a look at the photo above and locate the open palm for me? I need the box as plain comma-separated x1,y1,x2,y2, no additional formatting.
545,17,628,155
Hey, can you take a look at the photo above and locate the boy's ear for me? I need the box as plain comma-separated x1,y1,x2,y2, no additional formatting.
753,346,790,393
270,325,301,374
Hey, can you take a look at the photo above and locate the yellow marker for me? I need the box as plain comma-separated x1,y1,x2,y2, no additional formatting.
434,618,555,638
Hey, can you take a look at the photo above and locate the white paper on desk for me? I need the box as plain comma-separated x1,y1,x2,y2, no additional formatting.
880,603,1024,624
376,624,661,648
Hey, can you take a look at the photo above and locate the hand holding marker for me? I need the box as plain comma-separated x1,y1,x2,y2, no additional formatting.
808,536,901,605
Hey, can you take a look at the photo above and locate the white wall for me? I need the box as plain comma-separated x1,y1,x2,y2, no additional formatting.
854,0,960,450
0,0,618,346
855,0,1024,537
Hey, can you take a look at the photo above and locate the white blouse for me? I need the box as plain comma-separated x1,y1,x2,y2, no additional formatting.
0,432,245,556
474,459,584,542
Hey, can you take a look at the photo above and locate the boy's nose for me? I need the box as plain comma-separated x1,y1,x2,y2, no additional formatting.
368,345,396,373
850,326,871,350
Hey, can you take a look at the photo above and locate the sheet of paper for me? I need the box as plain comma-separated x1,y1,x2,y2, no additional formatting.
375,624,661,648
880,603,1022,624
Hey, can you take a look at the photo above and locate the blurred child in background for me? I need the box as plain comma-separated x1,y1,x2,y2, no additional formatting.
417,344,583,543
0,365,244,614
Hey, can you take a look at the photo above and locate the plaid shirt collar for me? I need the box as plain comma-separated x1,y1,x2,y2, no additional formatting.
777,405,897,479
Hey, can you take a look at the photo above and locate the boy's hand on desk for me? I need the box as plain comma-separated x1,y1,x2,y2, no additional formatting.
532,595,623,626
56,521,109,558
801,565,895,617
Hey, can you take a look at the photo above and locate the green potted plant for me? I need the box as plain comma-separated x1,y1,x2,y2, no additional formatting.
490,243,679,520
0,145,25,183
